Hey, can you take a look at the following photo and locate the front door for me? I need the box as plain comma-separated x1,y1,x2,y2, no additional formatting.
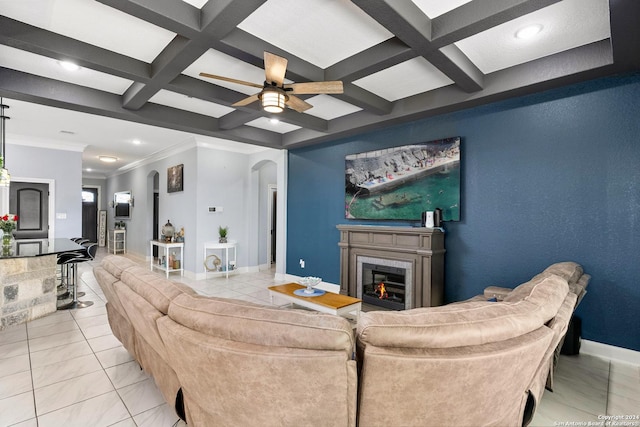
10,181,49,239
82,187,98,242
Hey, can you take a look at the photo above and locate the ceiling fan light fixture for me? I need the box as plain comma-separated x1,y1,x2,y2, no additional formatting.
260,88,287,113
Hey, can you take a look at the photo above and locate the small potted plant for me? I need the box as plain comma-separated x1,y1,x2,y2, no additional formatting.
218,226,228,243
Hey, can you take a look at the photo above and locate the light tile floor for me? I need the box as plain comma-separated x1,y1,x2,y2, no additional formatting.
1,248,638,426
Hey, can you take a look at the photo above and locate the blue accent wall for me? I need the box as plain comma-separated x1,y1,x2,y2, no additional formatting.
287,72,640,352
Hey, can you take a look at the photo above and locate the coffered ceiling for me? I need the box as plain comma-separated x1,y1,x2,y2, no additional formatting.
0,0,638,176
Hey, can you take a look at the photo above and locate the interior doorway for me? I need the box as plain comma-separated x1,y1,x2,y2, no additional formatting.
82,187,99,242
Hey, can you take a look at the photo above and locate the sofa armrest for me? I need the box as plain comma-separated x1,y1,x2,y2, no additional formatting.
483,286,513,301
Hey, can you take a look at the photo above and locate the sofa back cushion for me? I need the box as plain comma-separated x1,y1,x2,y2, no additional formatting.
120,266,195,314
158,294,358,426
168,293,354,354
100,255,139,280
358,274,568,349
115,268,196,363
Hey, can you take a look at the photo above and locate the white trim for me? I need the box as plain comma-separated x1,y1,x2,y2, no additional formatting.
580,340,640,365
8,134,87,152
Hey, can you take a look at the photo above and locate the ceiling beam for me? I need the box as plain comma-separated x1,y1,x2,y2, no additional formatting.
281,40,616,149
608,0,640,70
352,0,483,92
430,0,564,47
96,0,201,38
325,38,415,82
119,1,266,110
0,17,150,82
0,67,283,148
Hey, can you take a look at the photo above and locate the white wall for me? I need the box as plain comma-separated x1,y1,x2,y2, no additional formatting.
8,143,83,238
104,139,287,277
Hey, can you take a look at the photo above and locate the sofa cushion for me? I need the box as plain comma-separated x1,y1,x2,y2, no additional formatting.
542,261,583,285
358,274,569,349
100,255,139,280
120,266,196,314
168,293,354,355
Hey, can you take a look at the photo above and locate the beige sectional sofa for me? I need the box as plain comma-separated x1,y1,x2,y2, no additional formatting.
95,255,586,427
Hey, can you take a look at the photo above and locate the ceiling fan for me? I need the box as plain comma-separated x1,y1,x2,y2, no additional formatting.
199,52,343,114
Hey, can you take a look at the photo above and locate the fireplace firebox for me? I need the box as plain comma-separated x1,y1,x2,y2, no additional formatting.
361,263,407,310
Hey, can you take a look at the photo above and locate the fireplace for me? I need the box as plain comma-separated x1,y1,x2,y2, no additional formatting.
338,225,445,309
361,263,407,310
357,256,412,310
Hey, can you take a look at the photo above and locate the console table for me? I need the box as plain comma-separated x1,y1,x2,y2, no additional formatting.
203,240,238,278
150,240,184,278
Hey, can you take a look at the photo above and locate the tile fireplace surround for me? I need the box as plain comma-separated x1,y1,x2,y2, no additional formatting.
337,224,445,308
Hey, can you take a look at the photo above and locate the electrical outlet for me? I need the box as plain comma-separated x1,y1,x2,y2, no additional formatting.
208,206,216,212
299,259,305,268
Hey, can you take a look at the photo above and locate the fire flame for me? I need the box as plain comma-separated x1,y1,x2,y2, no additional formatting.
377,282,388,299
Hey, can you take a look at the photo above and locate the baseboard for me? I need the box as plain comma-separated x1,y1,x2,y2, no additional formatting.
580,339,640,365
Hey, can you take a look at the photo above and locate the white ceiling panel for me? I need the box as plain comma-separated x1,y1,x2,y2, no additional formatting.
410,0,473,18
246,117,301,134
184,49,276,96
238,0,394,68
304,95,362,120
149,90,234,118
0,0,175,62
353,57,454,101
181,0,208,9
0,45,132,95
456,0,611,74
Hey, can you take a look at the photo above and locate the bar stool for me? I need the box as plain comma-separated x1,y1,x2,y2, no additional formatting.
57,243,97,310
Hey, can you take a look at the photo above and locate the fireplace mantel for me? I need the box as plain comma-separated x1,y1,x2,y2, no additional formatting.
337,224,445,308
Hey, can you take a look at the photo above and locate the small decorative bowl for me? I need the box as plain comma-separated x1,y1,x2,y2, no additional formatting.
299,276,322,294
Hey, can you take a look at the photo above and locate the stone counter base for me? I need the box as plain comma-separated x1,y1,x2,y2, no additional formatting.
1,255,57,329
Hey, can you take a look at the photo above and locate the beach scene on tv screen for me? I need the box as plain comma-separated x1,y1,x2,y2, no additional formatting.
345,137,461,221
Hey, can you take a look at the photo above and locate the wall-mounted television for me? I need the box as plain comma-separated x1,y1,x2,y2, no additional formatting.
114,191,132,219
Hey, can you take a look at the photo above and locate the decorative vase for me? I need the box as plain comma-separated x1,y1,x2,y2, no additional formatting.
219,237,227,243
162,220,174,242
2,233,12,247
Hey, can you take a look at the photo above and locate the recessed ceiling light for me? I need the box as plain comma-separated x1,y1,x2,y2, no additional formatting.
269,118,280,124
99,155,117,163
132,139,141,145
58,60,81,71
86,168,92,172
515,24,543,40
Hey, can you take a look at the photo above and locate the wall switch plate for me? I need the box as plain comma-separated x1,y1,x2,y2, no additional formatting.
208,206,224,213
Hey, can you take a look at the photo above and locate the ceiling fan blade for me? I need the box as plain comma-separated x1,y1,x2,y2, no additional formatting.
199,72,263,89
264,52,288,87
232,93,260,107
285,95,313,113
285,81,344,95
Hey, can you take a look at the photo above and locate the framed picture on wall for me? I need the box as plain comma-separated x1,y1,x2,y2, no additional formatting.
167,164,183,193
345,137,461,221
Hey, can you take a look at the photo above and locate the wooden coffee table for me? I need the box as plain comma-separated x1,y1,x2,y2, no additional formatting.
268,283,362,323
